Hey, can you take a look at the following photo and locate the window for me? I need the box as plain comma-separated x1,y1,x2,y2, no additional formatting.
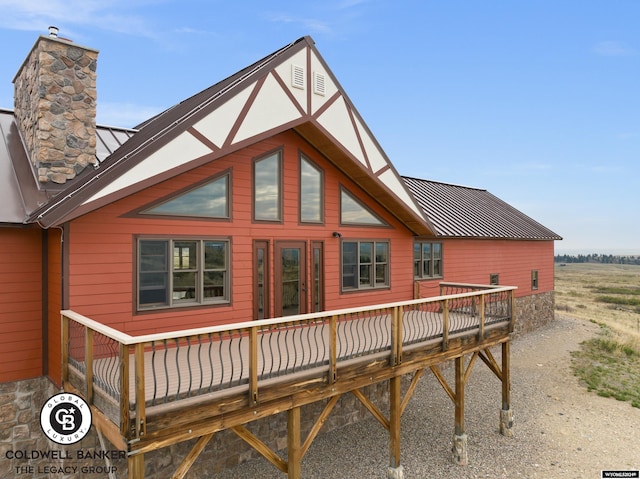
413,241,443,278
531,270,539,290
254,151,282,221
490,274,500,286
141,173,230,218
342,240,389,291
138,238,229,310
300,155,324,223
340,188,386,226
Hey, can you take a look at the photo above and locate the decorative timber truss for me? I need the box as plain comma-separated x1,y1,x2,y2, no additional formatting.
61,283,516,479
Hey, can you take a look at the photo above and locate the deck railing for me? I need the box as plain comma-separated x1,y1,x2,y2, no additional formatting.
62,283,515,441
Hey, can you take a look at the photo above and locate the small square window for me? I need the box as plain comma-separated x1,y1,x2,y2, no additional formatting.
489,274,500,286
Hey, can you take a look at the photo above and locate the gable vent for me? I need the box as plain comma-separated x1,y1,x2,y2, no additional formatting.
291,64,305,90
313,72,326,96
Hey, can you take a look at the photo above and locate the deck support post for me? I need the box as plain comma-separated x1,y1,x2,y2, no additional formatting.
500,341,514,437
452,355,468,465
287,406,302,479
387,375,404,479
128,454,144,479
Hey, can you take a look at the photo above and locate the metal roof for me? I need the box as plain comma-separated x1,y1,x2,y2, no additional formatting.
403,176,562,240
0,108,136,224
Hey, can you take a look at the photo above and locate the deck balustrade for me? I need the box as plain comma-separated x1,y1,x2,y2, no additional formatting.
61,283,516,478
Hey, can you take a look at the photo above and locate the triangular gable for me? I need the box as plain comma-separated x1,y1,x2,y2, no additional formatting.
31,37,432,235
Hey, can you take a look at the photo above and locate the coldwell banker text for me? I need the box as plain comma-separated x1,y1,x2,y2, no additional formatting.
6,449,125,475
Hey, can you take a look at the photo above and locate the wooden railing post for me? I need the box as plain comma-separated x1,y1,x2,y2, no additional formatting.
391,306,402,366
509,289,516,333
442,299,449,351
329,315,337,384
478,294,485,340
249,326,258,404
85,328,94,405
61,314,69,386
120,344,130,439
134,343,146,438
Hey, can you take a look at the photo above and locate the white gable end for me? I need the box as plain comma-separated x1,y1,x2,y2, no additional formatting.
353,115,387,172
316,96,367,167
83,131,213,204
378,169,424,218
274,49,308,113
310,51,338,115
233,73,303,144
192,84,254,148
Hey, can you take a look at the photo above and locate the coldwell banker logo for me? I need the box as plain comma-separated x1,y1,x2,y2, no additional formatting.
40,393,92,445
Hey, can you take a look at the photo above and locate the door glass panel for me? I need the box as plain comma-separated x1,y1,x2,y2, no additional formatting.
312,246,321,312
256,246,266,319
281,248,301,316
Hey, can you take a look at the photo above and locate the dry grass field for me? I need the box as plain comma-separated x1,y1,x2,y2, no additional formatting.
554,262,640,407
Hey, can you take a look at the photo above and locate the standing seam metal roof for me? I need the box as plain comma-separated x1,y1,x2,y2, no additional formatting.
402,176,562,240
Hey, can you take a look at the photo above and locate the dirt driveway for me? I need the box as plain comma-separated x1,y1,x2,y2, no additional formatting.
211,315,640,478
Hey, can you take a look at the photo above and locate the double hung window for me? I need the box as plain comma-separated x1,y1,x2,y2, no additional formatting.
342,240,389,291
413,241,443,278
138,238,229,310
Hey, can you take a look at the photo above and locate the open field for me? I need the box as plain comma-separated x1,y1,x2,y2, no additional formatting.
554,262,640,408
555,262,640,344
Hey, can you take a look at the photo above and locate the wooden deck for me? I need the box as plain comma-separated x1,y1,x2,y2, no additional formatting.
62,283,516,479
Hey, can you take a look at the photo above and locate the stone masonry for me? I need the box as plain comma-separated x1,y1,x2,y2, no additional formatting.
13,35,98,184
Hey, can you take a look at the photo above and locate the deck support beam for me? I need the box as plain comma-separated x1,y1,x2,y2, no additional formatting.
452,355,468,465
500,341,513,437
128,453,144,479
288,406,302,479
387,375,404,478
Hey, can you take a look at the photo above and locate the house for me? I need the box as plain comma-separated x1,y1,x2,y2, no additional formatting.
0,32,560,478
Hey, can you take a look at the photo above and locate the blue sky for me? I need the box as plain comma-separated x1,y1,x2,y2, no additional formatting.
0,0,638,254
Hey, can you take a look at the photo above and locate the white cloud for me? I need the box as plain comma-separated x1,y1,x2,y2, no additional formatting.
0,0,160,39
593,40,638,57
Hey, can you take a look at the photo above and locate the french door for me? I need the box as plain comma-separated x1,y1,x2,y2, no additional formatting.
254,240,324,319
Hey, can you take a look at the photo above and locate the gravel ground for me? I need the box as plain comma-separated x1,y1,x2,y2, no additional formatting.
210,315,640,478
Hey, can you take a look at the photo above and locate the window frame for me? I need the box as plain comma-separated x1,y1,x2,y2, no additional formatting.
413,241,443,279
341,239,390,292
253,149,283,223
137,237,231,311
531,269,539,290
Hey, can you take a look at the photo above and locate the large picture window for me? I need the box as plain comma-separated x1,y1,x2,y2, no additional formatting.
413,241,443,279
138,238,229,310
254,151,282,222
141,173,230,218
300,155,324,223
342,240,389,291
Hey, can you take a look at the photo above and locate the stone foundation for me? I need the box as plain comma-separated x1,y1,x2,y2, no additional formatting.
1,378,388,479
513,291,555,336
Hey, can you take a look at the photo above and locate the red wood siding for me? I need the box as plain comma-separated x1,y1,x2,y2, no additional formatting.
0,228,42,382
67,131,416,336
416,239,555,298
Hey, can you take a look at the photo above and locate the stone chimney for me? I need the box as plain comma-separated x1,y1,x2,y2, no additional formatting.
13,29,98,184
